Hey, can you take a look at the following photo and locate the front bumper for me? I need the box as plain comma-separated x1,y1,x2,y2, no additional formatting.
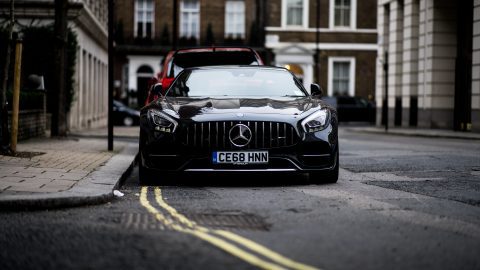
140,124,338,174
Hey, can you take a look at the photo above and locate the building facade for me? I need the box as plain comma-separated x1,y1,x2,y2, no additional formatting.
0,0,109,131
377,0,480,132
114,0,265,108
265,0,378,97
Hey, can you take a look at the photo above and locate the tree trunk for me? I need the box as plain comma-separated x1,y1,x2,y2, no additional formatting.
51,0,68,136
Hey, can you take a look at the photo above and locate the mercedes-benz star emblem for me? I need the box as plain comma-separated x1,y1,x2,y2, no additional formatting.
229,124,252,147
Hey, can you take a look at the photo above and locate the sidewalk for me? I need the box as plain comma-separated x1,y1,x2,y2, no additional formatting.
0,127,139,210
343,125,480,140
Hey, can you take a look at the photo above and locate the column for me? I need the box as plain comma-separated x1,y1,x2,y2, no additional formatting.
402,0,420,126
472,0,480,132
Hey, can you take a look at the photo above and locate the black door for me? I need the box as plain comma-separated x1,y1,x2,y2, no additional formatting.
137,77,150,108
454,0,473,131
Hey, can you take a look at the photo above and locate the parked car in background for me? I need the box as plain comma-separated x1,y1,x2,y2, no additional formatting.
322,96,375,123
145,47,264,105
113,100,140,126
139,66,339,185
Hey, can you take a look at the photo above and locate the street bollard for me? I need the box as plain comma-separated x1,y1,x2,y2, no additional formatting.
10,38,23,153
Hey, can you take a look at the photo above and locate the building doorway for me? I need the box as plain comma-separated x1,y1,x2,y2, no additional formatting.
284,64,304,84
454,0,473,131
136,65,154,108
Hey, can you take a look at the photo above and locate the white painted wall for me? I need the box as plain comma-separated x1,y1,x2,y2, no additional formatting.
69,22,108,130
126,55,163,92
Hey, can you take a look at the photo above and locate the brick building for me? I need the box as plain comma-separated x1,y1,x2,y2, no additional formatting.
377,0,480,132
114,0,266,107
114,0,378,107
265,0,378,97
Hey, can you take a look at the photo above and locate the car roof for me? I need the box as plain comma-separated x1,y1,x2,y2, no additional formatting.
185,65,289,71
175,46,257,54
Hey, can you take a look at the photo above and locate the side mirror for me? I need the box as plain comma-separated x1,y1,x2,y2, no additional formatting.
152,83,163,96
310,83,323,97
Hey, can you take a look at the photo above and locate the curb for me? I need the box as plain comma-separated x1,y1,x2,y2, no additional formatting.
0,143,138,211
344,128,480,141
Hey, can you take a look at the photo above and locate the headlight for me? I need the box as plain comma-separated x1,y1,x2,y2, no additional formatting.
301,109,330,133
148,109,178,133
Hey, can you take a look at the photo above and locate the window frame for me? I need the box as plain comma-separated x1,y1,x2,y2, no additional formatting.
225,0,246,39
180,0,200,39
329,0,357,29
281,0,309,29
134,0,155,38
327,57,356,97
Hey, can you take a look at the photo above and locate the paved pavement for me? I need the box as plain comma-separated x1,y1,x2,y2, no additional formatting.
343,125,480,140
0,126,139,210
0,124,476,212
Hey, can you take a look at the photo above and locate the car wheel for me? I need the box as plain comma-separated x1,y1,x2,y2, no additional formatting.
138,130,153,185
309,151,339,184
138,161,155,186
123,116,134,126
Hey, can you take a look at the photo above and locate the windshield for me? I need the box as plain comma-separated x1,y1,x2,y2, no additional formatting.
166,68,307,98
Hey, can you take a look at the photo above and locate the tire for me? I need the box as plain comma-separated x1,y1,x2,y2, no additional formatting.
138,129,154,185
309,151,339,184
123,116,134,126
138,161,155,186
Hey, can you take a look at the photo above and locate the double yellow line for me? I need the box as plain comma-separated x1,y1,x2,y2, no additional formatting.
139,186,320,270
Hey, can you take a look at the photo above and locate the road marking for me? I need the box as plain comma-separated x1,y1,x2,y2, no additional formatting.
152,187,319,270
139,187,290,270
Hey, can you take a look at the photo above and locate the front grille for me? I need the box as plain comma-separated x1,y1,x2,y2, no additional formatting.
179,121,300,150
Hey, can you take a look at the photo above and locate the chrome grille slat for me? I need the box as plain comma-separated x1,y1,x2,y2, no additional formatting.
193,124,197,147
208,122,211,148
215,122,219,149
262,122,265,149
254,122,257,149
269,122,272,148
223,122,226,149
200,123,204,148
181,121,299,150
276,123,279,148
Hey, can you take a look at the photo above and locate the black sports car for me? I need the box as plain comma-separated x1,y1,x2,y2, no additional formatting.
139,66,338,184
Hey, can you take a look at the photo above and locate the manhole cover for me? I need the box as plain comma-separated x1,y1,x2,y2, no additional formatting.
186,213,270,231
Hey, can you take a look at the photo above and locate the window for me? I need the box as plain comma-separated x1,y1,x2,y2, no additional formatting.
329,0,356,29
135,0,154,38
282,0,308,28
180,0,200,39
225,0,245,38
328,57,355,96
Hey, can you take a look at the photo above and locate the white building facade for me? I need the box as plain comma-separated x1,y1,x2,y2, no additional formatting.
69,0,109,130
377,0,480,132
1,0,109,131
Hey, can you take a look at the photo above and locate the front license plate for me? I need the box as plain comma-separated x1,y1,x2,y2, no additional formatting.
212,151,268,164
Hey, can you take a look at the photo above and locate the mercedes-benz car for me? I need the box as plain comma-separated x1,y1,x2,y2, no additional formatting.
139,66,338,184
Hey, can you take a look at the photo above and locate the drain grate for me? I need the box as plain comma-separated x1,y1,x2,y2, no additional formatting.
117,212,270,231
186,213,270,231
120,212,166,230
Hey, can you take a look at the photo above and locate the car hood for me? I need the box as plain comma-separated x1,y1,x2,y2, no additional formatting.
158,96,329,120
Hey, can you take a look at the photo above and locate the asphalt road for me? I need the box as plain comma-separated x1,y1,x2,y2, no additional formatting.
1,128,480,270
